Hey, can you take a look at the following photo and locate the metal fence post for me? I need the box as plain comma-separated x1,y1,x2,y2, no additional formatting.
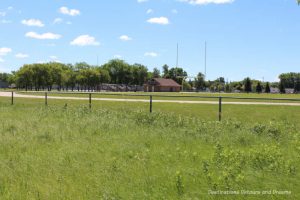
45,92,48,106
219,97,222,121
11,91,14,105
150,95,153,113
89,93,92,109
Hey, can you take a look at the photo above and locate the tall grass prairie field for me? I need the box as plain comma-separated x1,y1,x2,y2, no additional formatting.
0,96,300,199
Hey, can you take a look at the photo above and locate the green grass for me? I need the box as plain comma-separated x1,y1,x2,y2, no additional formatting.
3,96,300,122
0,97,299,199
15,91,300,104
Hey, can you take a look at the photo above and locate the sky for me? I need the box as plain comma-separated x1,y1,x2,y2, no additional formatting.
0,0,300,82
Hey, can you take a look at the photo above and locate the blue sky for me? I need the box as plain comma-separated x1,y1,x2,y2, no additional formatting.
0,0,300,82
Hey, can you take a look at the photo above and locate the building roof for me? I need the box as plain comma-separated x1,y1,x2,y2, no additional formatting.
152,78,181,87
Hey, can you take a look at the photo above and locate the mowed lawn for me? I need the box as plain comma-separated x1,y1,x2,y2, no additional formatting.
15,91,300,103
0,97,300,199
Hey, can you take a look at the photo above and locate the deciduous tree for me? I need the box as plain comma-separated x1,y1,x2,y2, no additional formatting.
265,82,271,93
244,77,252,93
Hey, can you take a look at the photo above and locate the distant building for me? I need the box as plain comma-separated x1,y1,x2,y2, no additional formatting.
0,81,9,88
285,88,295,94
270,87,295,94
144,78,181,92
270,87,279,94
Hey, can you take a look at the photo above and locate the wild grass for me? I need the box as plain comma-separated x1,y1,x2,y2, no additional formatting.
0,98,299,199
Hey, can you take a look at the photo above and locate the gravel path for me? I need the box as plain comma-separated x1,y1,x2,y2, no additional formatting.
1,92,300,106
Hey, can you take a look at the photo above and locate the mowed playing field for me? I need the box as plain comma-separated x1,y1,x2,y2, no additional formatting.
14,90,300,101
0,93,300,199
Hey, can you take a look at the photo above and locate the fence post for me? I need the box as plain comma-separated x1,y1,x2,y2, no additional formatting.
89,93,92,109
150,95,153,113
45,92,48,106
11,91,14,105
219,97,222,121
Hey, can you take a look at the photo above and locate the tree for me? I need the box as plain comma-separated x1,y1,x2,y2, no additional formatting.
65,69,77,91
74,62,91,70
279,81,286,94
15,65,34,90
265,82,271,93
0,73,11,82
294,78,300,93
167,67,187,84
7,72,16,85
99,68,110,84
256,82,262,93
182,81,192,91
51,62,65,91
162,64,169,78
152,68,160,78
229,81,243,92
194,72,206,91
132,64,148,85
244,77,252,93
216,77,225,84
279,72,300,88
225,83,231,93
212,77,226,92
102,59,130,84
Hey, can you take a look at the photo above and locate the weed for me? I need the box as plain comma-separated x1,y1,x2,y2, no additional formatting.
175,171,184,196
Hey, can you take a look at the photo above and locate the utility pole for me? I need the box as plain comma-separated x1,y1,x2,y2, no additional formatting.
176,43,179,77
205,41,207,79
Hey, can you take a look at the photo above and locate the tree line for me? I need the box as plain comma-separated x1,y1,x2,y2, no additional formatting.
0,59,299,93
1,60,189,91
6,60,150,91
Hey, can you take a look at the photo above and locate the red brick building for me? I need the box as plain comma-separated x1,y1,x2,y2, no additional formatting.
144,78,181,92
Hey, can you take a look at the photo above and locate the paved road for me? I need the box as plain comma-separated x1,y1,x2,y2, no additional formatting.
1,92,300,106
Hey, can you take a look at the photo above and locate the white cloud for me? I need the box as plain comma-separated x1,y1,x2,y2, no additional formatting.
179,0,234,5
119,35,132,41
37,60,47,64
144,52,158,57
7,6,13,10
49,56,57,60
0,47,12,56
50,56,58,60
0,12,6,17
147,9,153,14
49,56,61,62
53,18,63,24
15,53,29,59
147,17,169,25
59,7,80,16
70,35,100,46
0,58,4,63
22,19,44,27
137,0,148,3
114,55,122,59
25,32,62,40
